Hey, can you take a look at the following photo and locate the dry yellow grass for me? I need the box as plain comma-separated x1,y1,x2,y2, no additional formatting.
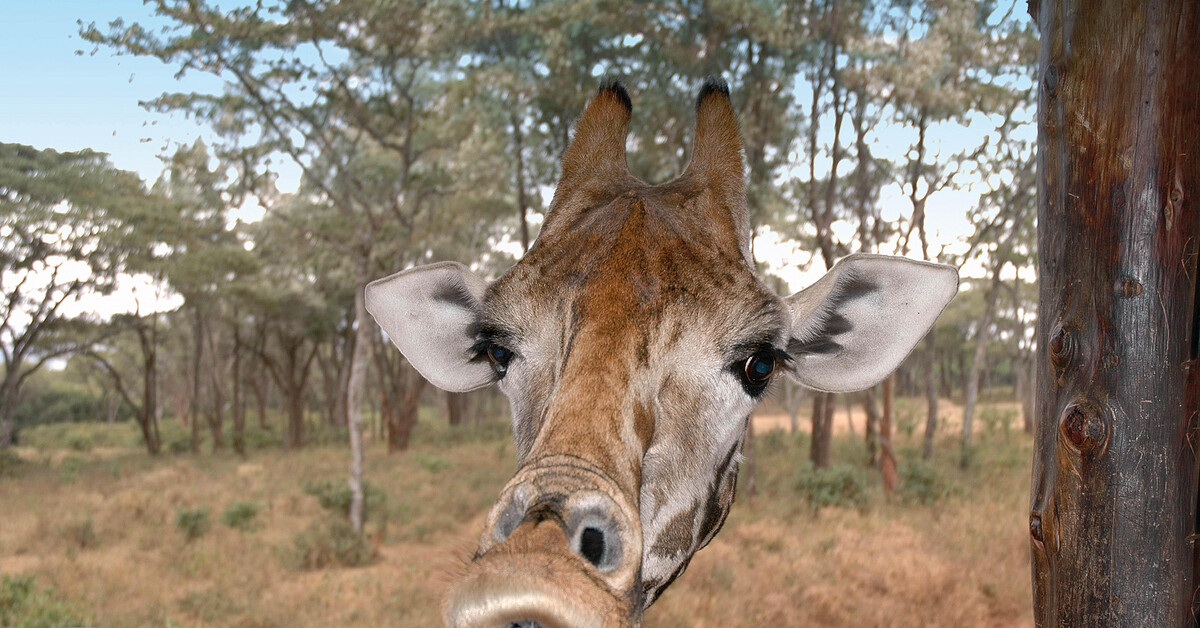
1,400,1032,627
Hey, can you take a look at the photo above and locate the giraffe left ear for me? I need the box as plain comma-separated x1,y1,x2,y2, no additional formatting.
365,262,495,392
783,254,959,393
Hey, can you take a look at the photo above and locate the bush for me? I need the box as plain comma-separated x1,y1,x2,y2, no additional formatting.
279,517,377,570
20,421,141,451
303,479,387,524
899,460,949,505
795,464,867,512
413,453,451,473
65,434,92,452
13,379,129,428
980,405,1017,435
0,575,90,628
220,501,261,532
175,507,211,542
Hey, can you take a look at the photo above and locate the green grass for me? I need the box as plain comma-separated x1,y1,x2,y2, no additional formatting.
0,575,92,628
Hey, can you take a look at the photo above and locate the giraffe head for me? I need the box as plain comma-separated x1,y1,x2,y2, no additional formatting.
366,80,958,627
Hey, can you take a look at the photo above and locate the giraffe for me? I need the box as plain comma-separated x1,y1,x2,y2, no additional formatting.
366,79,958,627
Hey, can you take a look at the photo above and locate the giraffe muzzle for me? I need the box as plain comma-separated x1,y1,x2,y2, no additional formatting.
445,457,644,627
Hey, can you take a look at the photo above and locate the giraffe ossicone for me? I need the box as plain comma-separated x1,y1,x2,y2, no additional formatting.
366,78,958,627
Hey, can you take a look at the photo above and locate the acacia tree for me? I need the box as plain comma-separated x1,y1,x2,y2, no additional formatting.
84,0,474,533
0,143,155,449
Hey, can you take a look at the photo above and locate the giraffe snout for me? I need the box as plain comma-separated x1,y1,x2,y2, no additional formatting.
445,458,645,627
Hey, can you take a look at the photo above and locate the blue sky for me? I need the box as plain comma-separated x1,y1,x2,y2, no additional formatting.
0,1,217,183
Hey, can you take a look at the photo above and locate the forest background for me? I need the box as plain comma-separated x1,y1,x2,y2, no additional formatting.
0,1,1040,626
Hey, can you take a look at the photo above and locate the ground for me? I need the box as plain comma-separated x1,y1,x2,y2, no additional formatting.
0,398,1032,627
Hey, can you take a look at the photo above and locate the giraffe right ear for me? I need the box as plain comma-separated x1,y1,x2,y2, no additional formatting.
364,261,495,392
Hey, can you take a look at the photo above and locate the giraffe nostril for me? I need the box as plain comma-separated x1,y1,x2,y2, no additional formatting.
579,527,606,566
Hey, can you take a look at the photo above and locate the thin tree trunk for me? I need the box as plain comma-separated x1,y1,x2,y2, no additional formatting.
962,267,1004,467
232,322,246,456
387,374,426,452
346,261,372,535
784,379,801,434
190,310,203,454
880,375,897,493
447,391,465,427
863,386,880,465
921,333,938,460
810,392,832,469
843,394,856,439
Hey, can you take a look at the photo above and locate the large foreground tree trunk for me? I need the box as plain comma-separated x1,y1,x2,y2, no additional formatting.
1030,1,1200,624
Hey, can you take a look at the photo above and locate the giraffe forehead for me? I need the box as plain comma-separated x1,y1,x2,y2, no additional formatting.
488,193,778,348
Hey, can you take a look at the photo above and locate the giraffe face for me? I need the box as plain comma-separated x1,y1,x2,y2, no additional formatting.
365,81,959,627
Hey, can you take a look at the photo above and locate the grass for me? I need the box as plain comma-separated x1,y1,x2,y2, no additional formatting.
0,399,1033,627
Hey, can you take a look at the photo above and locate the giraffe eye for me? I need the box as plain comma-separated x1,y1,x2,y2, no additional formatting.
732,350,781,397
744,353,777,384
486,343,513,374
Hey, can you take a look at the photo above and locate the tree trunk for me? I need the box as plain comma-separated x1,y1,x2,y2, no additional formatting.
810,392,833,469
447,391,465,427
863,386,880,465
287,388,305,448
921,333,938,460
843,394,856,439
386,376,425,453
254,372,270,430
1030,1,1200,624
784,379,802,434
190,310,203,454
962,268,1004,467
879,375,897,494
0,377,17,449
232,323,246,456
346,264,371,535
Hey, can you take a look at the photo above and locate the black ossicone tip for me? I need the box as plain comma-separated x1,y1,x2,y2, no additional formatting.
696,76,731,110
597,78,632,112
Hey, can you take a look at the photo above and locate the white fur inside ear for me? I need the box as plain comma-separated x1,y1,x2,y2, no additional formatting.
785,254,959,393
364,261,496,393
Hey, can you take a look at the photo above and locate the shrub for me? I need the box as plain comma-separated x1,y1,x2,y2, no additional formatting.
220,501,261,532
65,434,92,452
302,479,387,524
279,517,377,570
899,460,950,505
980,405,1017,435
795,464,867,512
413,453,451,473
0,575,90,628
174,507,211,542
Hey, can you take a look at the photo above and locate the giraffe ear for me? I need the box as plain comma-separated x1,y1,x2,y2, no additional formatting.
364,262,495,392
783,254,959,393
